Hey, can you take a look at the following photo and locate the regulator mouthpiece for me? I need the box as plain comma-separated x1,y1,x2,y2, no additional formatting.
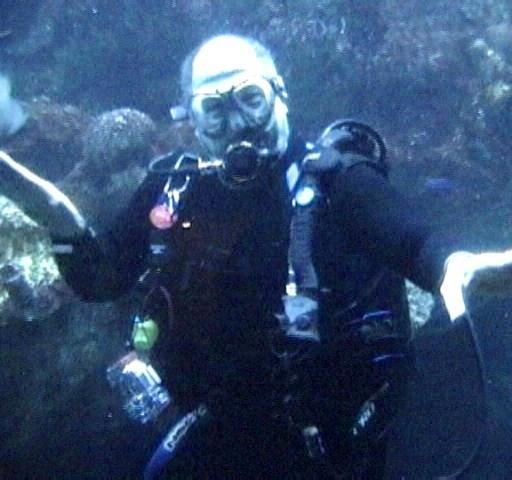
220,141,269,189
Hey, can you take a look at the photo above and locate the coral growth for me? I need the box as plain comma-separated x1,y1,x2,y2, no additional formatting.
0,196,61,325
82,108,156,173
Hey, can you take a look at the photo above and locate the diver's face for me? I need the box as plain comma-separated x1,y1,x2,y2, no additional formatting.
190,74,279,159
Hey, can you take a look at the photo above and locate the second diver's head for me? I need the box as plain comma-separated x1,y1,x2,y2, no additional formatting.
180,34,290,187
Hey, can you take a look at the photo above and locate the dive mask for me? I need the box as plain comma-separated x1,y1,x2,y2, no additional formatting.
190,75,278,139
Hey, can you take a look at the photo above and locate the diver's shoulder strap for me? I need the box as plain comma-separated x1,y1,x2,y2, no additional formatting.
282,120,392,343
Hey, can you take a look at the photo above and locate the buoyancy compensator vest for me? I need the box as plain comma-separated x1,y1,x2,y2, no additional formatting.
267,120,413,478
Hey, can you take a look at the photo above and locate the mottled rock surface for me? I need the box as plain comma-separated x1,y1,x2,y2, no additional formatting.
0,196,60,323
83,108,156,173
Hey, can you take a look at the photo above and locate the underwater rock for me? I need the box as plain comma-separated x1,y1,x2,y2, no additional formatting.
457,34,512,187
0,96,90,181
485,22,512,59
485,80,512,104
469,37,511,84
2,0,61,57
0,196,63,326
0,262,68,324
82,108,156,174
467,36,512,134
0,263,37,311
180,0,214,22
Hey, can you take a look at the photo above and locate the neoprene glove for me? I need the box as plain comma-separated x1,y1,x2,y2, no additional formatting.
0,149,87,238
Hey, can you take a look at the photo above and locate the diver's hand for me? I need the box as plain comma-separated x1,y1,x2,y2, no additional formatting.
440,250,512,321
0,150,87,238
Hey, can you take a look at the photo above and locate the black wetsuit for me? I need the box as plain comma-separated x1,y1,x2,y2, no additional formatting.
53,132,452,479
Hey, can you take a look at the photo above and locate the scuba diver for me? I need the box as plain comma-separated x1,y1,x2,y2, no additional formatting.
2,34,512,479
